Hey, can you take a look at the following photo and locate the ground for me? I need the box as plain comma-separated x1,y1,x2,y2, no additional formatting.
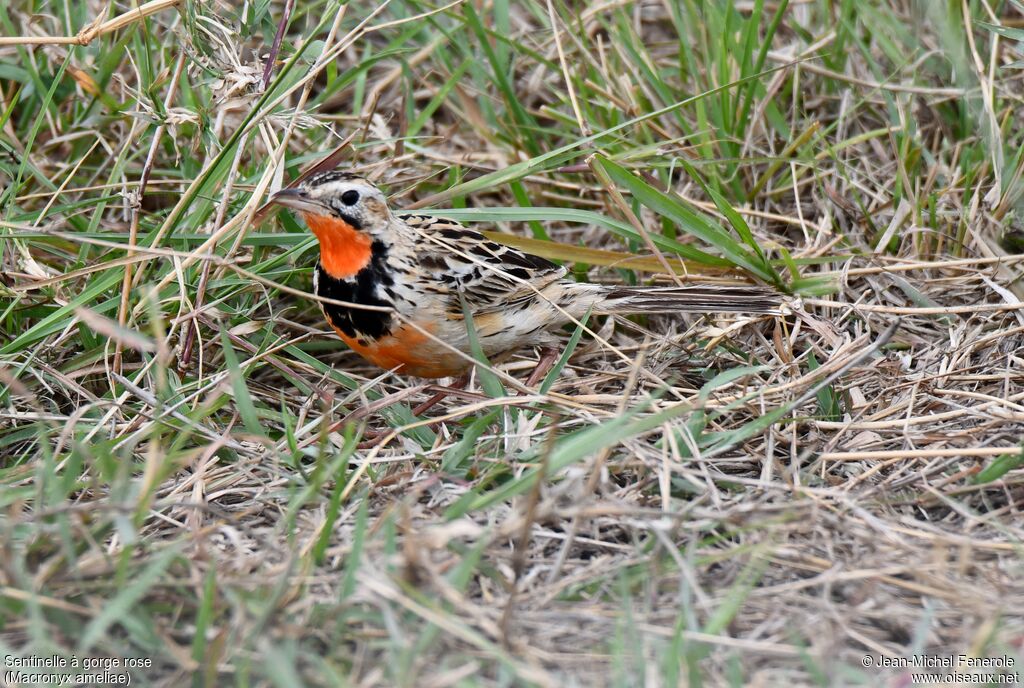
2,1,1024,686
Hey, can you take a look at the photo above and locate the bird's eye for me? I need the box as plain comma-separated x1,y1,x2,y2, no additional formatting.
341,190,360,206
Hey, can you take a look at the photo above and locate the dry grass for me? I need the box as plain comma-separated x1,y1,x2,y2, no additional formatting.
3,0,1024,686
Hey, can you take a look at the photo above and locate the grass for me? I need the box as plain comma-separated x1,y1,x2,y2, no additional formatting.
3,0,1024,686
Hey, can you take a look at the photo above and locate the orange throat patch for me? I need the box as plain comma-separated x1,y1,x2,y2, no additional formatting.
303,212,372,278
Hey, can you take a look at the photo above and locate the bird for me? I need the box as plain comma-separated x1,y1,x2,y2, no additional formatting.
269,171,780,386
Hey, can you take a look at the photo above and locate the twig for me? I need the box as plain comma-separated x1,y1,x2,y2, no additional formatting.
261,0,297,90
806,298,1024,315
501,412,559,645
0,0,182,46
114,52,186,374
820,446,1020,461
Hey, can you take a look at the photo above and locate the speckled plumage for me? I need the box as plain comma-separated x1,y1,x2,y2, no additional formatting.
271,175,781,378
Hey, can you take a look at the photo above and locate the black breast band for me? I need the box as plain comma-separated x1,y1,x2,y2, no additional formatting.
314,240,394,340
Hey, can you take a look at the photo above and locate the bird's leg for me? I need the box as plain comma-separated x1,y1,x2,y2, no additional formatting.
353,354,556,448
412,374,471,416
524,347,560,389
343,380,466,449
333,385,426,427
326,377,470,452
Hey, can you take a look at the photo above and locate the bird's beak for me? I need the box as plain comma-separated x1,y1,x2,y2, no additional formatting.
269,188,327,214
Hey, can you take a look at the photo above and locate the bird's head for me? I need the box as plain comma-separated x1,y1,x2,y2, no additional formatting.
270,172,391,233
270,172,391,278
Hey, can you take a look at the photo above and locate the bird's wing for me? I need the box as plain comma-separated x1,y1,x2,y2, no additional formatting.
400,214,566,316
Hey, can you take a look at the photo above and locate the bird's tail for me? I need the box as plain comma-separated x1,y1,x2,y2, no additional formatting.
587,283,782,315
